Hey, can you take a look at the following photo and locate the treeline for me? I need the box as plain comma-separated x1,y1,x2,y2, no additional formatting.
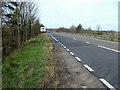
47,24,94,35
47,24,119,38
2,1,41,58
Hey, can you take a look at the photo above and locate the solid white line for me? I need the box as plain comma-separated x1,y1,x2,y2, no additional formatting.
98,45,120,53
49,33,58,41
75,57,81,61
99,79,115,89
70,52,74,55
85,42,90,44
66,49,69,51
55,38,58,41
84,64,94,72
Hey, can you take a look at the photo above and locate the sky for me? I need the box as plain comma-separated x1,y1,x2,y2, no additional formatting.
34,0,119,31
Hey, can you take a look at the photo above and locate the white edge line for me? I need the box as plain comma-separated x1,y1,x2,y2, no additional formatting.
49,34,58,41
66,48,69,51
99,78,115,89
70,52,74,55
85,42,90,44
64,46,66,48
98,45,120,53
75,57,82,62
84,64,94,72
49,33,115,89
59,42,61,44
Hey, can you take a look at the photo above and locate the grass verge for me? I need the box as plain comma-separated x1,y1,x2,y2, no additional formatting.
2,33,59,88
102,38,120,42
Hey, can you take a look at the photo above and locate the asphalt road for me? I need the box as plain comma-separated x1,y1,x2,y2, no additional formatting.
48,31,119,89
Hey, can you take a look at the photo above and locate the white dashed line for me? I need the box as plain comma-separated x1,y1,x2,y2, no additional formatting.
98,45,120,53
49,33,116,89
75,57,81,62
85,42,90,44
59,43,62,45
66,48,70,51
61,44,64,46
70,52,74,56
63,46,66,49
99,79,115,89
84,64,94,72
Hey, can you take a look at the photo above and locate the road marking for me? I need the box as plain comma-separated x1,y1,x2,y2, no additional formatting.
66,48,69,51
61,44,64,46
63,46,66,49
99,79,115,89
59,42,62,44
49,33,58,41
49,33,117,89
84,64,94,72
55,37,58,41
59,42,62,45
70,52,74,55
98,45,120,53
75,57,81,61
54,39,58,41
85,42,90,44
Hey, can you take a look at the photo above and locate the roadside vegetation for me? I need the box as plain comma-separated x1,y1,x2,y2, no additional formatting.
1,1,59,88
2,1,44,59
3,34,59,88
102,38,120,42
47,24,119,42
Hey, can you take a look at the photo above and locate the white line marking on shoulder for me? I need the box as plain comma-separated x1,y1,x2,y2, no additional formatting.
59,42,61,44
60,43,63,46
84,64,94,72
99,78,115,89
70,52,74,55
75,57,82,61
66,48,69,51
63,46,66,48
98,45,120,53
85,42,90,44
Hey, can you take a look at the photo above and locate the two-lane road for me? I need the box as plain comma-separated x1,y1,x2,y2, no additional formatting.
48,31,119,89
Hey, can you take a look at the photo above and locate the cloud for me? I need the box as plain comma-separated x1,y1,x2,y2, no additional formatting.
35,0,119,31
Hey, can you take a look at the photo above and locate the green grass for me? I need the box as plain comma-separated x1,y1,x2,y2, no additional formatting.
2,34,58,88
102,38,120,42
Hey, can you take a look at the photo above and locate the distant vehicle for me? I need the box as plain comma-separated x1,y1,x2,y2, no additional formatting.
40,27,46,33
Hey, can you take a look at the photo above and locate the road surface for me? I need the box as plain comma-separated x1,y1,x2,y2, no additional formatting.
48,31,119,89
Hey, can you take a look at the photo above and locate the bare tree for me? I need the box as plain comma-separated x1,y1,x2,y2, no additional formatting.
2,1,41,57
96,25,101,31
70,25,76,30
